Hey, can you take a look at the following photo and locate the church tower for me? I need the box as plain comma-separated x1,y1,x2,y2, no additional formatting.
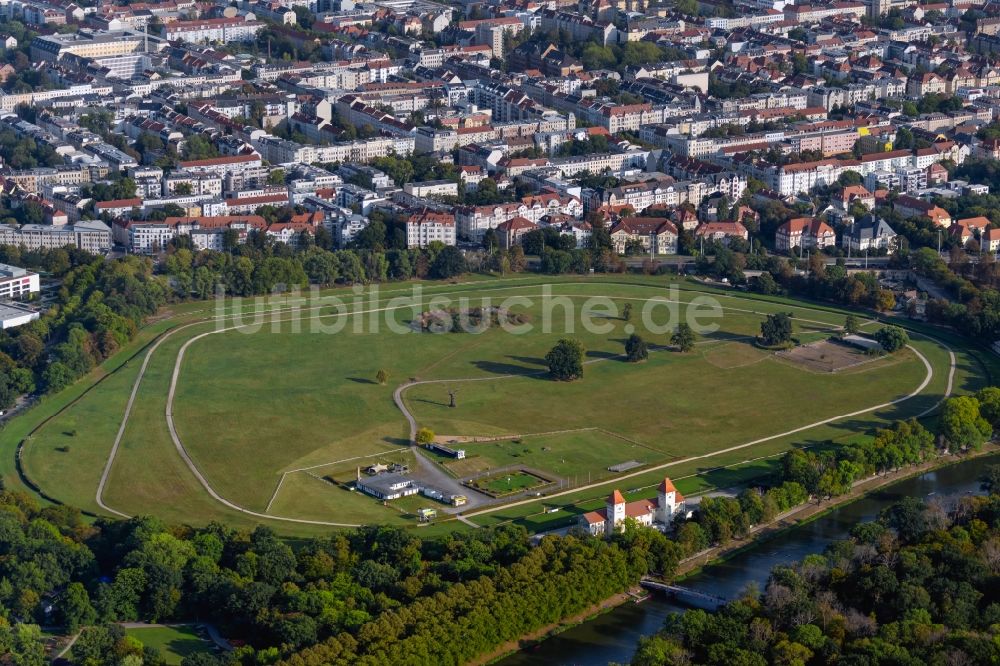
657,477,678,524
606,489,626,535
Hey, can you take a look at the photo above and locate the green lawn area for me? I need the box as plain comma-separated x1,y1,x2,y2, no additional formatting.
440,429,658,478
6,274,977,535
407,342,923,480
19,359,144,514
169,283,852,512
124,626,213,665
471,470,551,496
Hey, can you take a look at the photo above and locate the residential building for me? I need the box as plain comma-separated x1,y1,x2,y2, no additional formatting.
0,220,112,253
163,16,265,43
609,217,679,255
405,210,457,248
843,217,898,252
0,263,40,300
775,217,837,252
894,195,952,227
694,220,749,246
496,217,538,250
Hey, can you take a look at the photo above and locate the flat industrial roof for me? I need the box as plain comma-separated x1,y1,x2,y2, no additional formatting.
0,263,28,278
0,301,38,320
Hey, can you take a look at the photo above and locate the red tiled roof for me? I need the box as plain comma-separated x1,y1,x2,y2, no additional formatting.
96,198,142,208
496,216,536,231
625,499,657,518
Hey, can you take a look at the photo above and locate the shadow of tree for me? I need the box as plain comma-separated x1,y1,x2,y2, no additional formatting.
470,360,549,378
506,355,547,366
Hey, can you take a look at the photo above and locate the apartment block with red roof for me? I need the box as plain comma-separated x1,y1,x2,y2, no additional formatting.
694,220,750,246
406,210,457,248
609,217,678,255
775,217,836,252
178,153,263,175
893,195,952,227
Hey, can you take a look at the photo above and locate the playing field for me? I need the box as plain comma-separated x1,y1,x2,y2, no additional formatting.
124,626,213,665
468,470,552,496
9,275,990,535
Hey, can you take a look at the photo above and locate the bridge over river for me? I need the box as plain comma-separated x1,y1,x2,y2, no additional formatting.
640,578,728,609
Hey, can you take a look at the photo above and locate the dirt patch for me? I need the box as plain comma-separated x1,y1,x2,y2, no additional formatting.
776,338,874,373
146,310,174,323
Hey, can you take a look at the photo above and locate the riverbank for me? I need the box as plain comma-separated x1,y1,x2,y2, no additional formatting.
484,445,998,666
474,591,634,666
673,445,997,580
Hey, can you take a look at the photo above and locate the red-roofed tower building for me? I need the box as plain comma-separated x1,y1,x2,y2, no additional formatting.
606,489,626,534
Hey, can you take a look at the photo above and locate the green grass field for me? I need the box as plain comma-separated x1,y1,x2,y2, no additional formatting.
470,470,551,496
124,626,213,665
5,274,989,535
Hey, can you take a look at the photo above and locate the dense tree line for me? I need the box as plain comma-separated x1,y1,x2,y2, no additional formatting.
740,251,899,314
0,485,681,665
632,489,1000,665
709,238,1000,343
0,246,166,404
908,246,1000,340
280,535,647,666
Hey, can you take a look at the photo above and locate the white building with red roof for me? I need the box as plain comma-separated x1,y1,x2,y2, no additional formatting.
580,478,685,536
775,217,836,252
406,210,457,248
178,153,263,175
694,220,749,246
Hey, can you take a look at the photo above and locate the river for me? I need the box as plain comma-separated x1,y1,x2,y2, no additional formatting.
496,453,1000,666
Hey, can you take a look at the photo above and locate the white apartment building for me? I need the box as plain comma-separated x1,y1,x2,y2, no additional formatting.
253,135,414,165
549,150,649,178
0,263,39,300
403,181,459,199
0,221,112,253
116,216,268,253
163,16,264,43
122,222,178,254
406,212,457,248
